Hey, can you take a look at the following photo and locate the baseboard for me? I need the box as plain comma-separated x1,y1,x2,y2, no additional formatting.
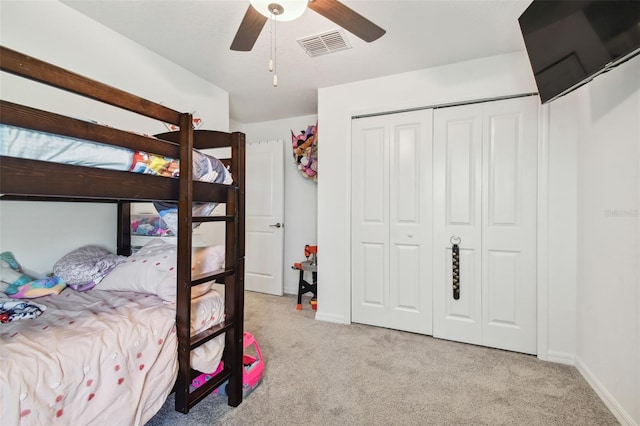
545,350,575,365
314,311,345,324
575,356,637,426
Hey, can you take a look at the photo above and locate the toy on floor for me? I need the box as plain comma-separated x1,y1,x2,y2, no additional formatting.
292,245,317,310
192,331,263,398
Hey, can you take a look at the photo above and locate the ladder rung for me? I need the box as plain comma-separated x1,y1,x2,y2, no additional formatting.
190,319,234,350
191,267,234,286
187,368,232,408
193,215,235,223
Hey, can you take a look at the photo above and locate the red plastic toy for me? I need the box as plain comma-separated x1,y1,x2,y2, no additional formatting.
191,332,263,398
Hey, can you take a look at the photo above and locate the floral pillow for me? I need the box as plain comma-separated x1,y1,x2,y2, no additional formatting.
53,245,125,291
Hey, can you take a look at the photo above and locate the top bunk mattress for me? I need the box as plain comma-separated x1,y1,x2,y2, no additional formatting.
0,124,233,185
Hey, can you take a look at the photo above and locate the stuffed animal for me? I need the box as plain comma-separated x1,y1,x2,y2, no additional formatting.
291,122,318,182
0,252,32,294
0,251,66,298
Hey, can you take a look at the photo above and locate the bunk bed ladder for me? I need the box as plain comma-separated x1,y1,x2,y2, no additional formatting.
173,121,245,413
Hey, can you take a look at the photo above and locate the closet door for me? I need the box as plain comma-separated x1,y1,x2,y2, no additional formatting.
481,97,538,354
351,118,389,329
433,97,538,354
351,110,433,335
432,104,484,345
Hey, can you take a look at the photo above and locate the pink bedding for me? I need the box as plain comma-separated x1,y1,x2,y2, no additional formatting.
0,288,224,425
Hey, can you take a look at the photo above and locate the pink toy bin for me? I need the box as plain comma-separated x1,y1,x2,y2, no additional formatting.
192,331,263,398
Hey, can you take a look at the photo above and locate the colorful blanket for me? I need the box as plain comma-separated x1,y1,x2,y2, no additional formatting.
1,251,67,299
151,149,233,235
131,215,174,237
5,276,66,299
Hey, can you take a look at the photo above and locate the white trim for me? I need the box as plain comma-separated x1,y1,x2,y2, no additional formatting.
352,93,538,119
575,356,638,426
536,102,550,361
546,350,575,365
315,311,346,324
344,116,354,325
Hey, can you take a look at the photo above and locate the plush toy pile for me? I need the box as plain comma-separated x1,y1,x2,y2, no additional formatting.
291,122,318,182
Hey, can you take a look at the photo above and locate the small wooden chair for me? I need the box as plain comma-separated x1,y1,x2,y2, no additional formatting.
292,245,317,310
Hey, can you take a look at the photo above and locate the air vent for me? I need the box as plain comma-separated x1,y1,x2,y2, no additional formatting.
297,29,352,58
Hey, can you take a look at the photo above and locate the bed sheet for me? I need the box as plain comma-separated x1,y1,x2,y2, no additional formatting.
0,288,224,426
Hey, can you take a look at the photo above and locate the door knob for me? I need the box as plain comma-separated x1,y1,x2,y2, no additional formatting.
269,222,282,228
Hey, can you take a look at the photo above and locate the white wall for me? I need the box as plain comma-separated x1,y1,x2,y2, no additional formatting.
316,52,542,323
316,51,584,361
0,0,229,276
317,48,639,423
233,115,318,295
544,96,579,364
567,55,639,425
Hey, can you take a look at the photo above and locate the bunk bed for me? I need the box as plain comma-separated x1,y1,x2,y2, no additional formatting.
0,46,246,424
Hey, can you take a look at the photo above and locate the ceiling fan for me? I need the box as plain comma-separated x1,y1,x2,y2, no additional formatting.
230,0,386,51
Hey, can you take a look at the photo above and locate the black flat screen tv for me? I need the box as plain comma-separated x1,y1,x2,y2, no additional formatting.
519,0,640,103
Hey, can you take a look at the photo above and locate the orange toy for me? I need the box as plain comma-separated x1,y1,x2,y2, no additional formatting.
292,245,317,310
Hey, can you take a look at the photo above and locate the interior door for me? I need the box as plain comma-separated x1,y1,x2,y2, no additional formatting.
245,139,285,295
351,110,433,335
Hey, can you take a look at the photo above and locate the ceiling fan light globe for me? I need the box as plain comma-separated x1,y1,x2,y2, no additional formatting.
249,0,308,21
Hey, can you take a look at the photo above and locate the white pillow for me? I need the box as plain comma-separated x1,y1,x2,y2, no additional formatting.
98,240,225,302
192,244,225,276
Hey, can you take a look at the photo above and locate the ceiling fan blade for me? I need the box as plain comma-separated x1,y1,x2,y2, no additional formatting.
308,0,386,42
230,4,268,51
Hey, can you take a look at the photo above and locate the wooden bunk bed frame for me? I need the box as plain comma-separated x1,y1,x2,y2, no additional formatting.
0,46,246,414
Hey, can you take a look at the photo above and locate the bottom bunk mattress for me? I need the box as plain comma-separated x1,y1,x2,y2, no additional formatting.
0,288,225,426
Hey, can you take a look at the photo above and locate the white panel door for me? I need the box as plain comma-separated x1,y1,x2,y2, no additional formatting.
351,119,389,328
245,140,284,295
352,110,432,335
433,104,483,345
481,97,538,354
433,97,538,354
388,112,433,334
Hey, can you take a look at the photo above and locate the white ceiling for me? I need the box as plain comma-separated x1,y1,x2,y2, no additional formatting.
61,0,533,124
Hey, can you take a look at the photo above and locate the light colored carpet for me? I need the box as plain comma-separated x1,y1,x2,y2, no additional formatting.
147,291,618,426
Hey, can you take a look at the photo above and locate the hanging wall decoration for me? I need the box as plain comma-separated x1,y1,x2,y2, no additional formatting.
291,122,318,182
